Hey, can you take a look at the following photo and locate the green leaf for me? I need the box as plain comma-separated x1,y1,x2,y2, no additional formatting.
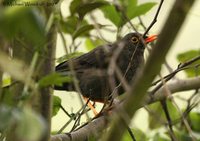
16,108,45,141
127,2,157,19
174,131,194,141
77,1,108,19
0,106,45,140
122,128,147,141
21,9,46,46
56,52,84,63
52,95,61,117
88,134,97,141
100,1,156,27
2,76,11,87
189,112,200,132
0,7,45,46
70,0,83,15
148,101,179,129
60,16,88,34
60,16,78,34
1,87,15,106
118,0,137,9
70,0,108,19
152,133,170,141
126,0,137,16
177,50,200,77
0,105,13,131
72,24,94,40
84,38,104,51
38,73,72,87
57,52,84,63
100,4,122,27
51,130,58,135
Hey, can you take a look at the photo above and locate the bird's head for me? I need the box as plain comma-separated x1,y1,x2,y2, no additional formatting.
122,32,157,51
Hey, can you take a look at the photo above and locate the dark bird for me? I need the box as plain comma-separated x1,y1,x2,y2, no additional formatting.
54,32,157,102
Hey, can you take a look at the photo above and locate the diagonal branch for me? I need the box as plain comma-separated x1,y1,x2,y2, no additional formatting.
143,0,164,37
147,76,200,104
51,0,197,140
51,76,200,141
103,0,196,141
51,115,108,141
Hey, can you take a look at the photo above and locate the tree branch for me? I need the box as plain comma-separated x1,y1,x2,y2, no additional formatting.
38,8,57,141
103,0,196,141
51,115,108,141
143,0,164,37
147,76,200,104
51,76,200,141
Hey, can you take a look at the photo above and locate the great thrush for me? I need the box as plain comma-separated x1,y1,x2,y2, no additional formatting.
55,32,157,102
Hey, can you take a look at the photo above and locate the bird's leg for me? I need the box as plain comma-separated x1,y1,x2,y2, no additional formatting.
83,97,98,116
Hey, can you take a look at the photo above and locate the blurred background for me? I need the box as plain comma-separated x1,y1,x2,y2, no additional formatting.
0,0,199,140
53,0,200,133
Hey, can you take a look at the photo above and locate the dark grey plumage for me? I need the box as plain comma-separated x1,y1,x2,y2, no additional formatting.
55,32,146,102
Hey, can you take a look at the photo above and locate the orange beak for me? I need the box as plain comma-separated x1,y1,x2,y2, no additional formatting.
145,35,157,43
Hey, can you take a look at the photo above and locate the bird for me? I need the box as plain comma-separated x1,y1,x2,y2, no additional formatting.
54,32,157,103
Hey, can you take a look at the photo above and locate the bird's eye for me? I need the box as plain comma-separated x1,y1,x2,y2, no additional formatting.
131,36,139,43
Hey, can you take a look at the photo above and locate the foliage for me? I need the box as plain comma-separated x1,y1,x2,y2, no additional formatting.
39,73,72,87
52,95,61,117
122,128,147,141
189,112,200,132
56,52,84,63
0,105,45,141
148,100,179,129
59,0,156,42
0,6,45,47
0,1,49,140
177,50,200,77
84,38,105,51
101,0,156,27
0,0,199,141
70,0,108,19
15,107,45,141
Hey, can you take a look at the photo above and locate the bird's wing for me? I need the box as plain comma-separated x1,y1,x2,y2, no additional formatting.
56,44,113,73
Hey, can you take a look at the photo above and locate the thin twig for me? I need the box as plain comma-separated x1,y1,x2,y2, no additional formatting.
138,16,147,31
159,74,177,141
58,25,90,120
60,104,72,118
150,55,200,95
89,13,111,43
125,124,136,141
160,100,177,141
57,104,91,134
143,0,164,37
171,98,197,141
152,56,200,86
70,99,91,132
104,0,196,140
113,3,138,32
52,76,200,141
